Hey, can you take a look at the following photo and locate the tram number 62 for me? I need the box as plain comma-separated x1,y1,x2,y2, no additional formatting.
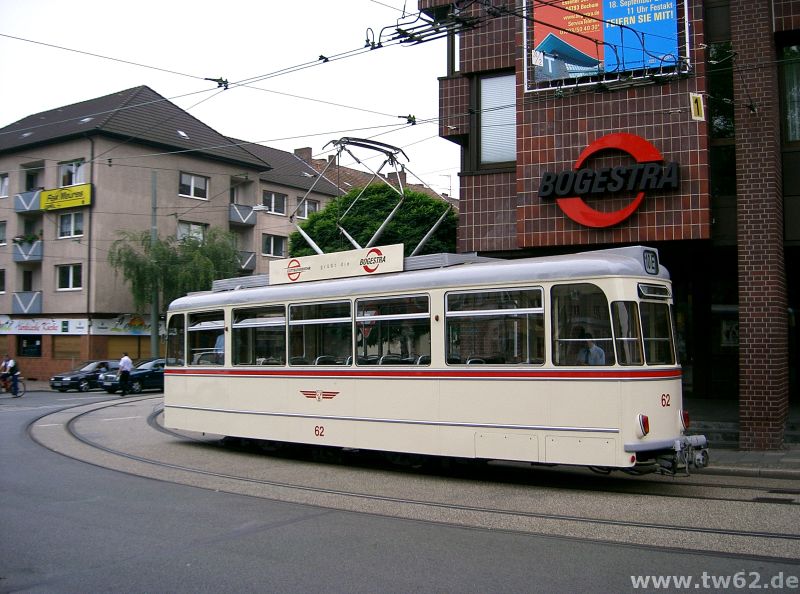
661,393,671,407
314,425,325,437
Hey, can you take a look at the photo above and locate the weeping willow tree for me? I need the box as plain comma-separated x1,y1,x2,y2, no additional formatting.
108,227,241,313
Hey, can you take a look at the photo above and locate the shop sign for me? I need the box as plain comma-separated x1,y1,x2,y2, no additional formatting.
0,316,88,335
538,133,680,228
0,315,161,335
40,183,92,211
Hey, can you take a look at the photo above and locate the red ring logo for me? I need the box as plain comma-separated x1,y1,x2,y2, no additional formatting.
544,133,676,228
361,248,384,273
286,259,303,282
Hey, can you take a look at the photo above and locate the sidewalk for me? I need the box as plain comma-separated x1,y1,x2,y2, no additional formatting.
12,381,800,480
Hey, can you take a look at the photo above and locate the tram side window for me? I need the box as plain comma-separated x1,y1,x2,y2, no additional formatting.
166,314,185,366
232,305,286,365
551,284,615,366
611,301,644,365
356,295,430,365
188,311,225,365
445,288,545,365
289,301,351,365
640,302,676,365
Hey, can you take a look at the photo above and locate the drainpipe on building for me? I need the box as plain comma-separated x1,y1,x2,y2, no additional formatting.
150,171,159,358
87,135,94,359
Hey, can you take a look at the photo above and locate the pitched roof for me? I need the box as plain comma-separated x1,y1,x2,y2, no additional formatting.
231,140,342,196
0,86,271,170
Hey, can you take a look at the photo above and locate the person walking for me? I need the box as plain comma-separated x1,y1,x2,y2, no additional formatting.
118,352,133,396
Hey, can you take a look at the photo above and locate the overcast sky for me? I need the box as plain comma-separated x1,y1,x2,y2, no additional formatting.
0,0,461,197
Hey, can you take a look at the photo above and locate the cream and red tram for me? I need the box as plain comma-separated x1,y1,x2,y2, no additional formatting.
163,245,708,474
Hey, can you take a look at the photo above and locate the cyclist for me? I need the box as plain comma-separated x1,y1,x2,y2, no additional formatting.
1,354,20,397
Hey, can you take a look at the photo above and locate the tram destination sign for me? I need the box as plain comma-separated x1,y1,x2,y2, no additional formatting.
269,244,404,285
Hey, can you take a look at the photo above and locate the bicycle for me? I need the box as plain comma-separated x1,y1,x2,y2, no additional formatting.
0,376,26,397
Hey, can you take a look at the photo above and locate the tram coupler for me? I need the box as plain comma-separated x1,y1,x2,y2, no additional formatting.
656,435,709,476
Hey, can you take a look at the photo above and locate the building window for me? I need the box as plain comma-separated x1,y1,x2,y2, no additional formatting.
297,198,319,219
177,221,207,241
59,160,85,187
24,165,43,191
179,172,209,199
0,173,8,197
58,212,84,238
0,220,6,244
53,335,81,359
57,264,82,290
262,191,287,214
22,270,33,292
18,335,42,357
0,269,5,293
479,74,516,165
261,234,287,257
782,45,800,143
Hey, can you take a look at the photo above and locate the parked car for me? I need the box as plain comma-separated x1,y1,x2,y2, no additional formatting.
50,360,120,392
101,358,165,394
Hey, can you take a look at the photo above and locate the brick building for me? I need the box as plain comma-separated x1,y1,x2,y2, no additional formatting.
420,0,798,448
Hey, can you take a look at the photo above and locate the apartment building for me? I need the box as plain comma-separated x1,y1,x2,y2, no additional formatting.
0,85,340,379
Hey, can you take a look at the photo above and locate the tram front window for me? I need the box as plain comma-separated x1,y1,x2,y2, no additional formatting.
552,283,615,366
611,301,644,365
641,302,676,365
166,314,185,366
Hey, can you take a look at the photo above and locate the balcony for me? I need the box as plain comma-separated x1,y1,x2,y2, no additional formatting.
12,291,42,315
238,250,256,272
229,203,256,226
12,239,43,263
14,190,43,213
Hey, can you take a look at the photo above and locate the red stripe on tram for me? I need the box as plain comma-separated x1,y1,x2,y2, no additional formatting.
165,368,682,380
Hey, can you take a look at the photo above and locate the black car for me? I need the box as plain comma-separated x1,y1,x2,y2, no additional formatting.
101,358,165,394
50,360,120,392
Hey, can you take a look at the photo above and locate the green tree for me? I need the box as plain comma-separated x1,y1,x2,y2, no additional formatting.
108,227,241,312
289,184,456,257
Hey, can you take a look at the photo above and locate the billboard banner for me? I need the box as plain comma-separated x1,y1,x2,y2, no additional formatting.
525,0,680,88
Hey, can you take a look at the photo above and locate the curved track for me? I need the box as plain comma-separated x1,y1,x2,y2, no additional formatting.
29,396,800,562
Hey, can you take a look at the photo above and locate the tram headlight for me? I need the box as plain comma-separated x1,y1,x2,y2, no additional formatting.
680,409,690,431
636,414,650,438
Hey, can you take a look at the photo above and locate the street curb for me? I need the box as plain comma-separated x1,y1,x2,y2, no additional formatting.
697,466,800,480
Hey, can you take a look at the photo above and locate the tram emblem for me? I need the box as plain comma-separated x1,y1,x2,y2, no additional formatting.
301,390,339,402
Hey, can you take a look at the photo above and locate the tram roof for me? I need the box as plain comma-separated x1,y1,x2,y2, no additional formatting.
167,245,670,312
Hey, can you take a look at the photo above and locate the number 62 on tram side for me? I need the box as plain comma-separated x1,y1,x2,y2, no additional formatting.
163,245,709,475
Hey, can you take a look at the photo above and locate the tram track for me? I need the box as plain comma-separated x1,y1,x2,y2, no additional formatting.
28,397,800,562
